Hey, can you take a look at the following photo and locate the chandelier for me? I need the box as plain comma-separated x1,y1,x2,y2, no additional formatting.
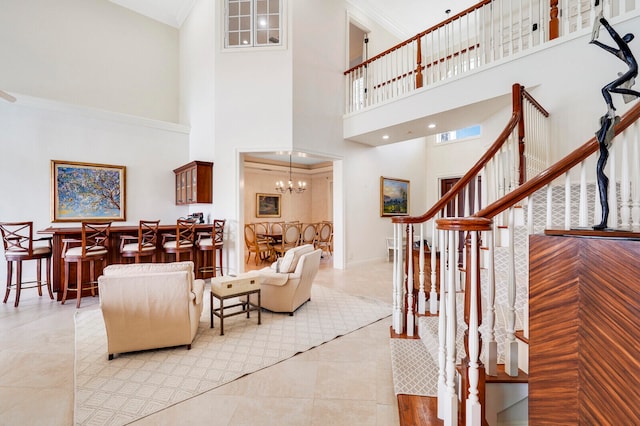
275,155,306,194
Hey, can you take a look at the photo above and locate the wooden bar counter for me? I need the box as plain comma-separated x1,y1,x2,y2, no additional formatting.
39,224,213,301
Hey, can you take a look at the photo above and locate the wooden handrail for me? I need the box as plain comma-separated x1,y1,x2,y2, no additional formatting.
475,101,640,220
393,83,524,224
344,0,493,75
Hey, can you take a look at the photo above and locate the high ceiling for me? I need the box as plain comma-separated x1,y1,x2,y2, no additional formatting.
110,0,476,38
108,0,479,164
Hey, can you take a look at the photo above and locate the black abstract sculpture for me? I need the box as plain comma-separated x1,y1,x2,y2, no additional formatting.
590,13,640,230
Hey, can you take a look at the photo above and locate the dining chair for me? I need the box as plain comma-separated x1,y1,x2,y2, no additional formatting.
270,222,284,236
120,220,160,263
300,223,318,246
272,222,301,258
197,219,226,277
244,223,273,265
315,222,333,257
162,219,196,262
0,221,54,307
62,221,111,308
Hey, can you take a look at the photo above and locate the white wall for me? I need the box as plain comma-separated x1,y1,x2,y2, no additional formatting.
0,97,190,282
179,0,216,224
0,0,179,122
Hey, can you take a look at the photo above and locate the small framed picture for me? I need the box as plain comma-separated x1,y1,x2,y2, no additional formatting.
380,176,409,217
256,193,281,218
51,160,126,222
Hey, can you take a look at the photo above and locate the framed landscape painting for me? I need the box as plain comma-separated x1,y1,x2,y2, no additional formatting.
380,176,409,217
51,160,126,222
256,193,281,218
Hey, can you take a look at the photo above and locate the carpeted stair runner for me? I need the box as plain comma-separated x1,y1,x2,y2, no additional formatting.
389,338,438,396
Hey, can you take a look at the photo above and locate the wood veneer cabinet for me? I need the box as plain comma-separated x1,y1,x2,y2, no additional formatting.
529,232,640,425
173,161,213,205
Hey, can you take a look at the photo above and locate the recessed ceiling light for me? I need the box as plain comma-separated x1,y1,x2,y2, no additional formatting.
428,123,436,129
382,135,390,140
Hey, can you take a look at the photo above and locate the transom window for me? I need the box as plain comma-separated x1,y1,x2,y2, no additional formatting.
436,124,481,144
225,0,282,48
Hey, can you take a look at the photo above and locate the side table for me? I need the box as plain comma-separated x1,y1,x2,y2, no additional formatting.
210,274,261,335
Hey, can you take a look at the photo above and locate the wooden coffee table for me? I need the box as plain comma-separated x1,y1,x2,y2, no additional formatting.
210,275,261,335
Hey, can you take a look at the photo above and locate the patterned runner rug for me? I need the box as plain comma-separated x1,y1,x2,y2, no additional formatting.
74,285,391,425
389,338,438,396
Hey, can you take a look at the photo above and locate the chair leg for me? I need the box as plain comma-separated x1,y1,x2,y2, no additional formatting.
15,261,22,307
76,261,83,309
218,248,223,276
3,261,11,304
62,261,70,305
36,258,43,297
89,261,96,297
45,256,53,300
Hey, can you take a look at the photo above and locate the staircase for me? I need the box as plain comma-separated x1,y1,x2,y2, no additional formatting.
390,98,640,425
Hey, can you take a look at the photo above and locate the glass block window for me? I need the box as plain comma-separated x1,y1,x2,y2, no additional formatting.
226,0,282,48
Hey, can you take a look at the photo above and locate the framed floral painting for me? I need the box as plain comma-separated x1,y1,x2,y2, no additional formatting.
51,160,126,222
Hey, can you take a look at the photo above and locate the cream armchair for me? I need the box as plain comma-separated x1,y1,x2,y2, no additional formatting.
97,261,205,360
256,244,322,315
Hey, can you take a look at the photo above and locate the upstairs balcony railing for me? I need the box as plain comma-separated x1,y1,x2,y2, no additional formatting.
344,0,636,114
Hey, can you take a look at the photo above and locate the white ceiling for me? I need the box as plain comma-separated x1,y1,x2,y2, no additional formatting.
110,0,476,36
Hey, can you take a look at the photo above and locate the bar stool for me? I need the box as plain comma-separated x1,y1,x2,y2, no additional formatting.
62,221,111,308
162,218,196,262
120,220,160,263
197,219,225,278
0,221,53,307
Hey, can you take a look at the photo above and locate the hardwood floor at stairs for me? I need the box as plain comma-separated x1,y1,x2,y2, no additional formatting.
391,324,442,425
398,394,442,426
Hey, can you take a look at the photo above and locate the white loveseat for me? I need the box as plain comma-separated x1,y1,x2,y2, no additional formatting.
256,244,322,315
97,261,205,360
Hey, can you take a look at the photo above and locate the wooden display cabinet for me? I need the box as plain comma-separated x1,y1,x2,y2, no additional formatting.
173,161,213,205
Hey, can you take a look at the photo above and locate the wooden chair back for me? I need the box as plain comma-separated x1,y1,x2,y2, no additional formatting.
213,219,225,246
176,219,196,246
0,221,35,256
139,220,160,251
80,222,112,257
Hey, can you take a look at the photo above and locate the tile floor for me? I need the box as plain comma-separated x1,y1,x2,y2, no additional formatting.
0,256,399,425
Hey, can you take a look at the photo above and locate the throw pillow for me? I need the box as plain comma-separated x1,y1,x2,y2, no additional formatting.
278,244,314,273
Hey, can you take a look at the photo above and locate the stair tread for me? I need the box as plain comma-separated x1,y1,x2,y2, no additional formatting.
486,364,528,383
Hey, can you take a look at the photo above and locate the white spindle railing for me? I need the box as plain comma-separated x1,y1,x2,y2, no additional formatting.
345,0,636,114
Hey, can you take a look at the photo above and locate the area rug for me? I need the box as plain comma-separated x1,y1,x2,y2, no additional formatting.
74,285,391,425
389,338,438,396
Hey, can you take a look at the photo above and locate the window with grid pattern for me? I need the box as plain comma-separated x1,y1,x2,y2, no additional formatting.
226,0,282,48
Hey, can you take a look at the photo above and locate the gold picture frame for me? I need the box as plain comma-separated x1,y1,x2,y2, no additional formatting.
51,160,126,222
256,193,281,218
380,176,410,217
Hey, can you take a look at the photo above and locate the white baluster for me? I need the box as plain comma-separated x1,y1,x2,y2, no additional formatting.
621,131,631,229
466,231,481,425
393,223,404,334
407,225,415,336
485,228,498,376
437,228,447,419
632,122,640,230
579,161,588,227
430,219,439,314
609,143,618,228
546,183,553,229
565,172,572,229
445,229,458,425
505,206,519,376
418,223,426,315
